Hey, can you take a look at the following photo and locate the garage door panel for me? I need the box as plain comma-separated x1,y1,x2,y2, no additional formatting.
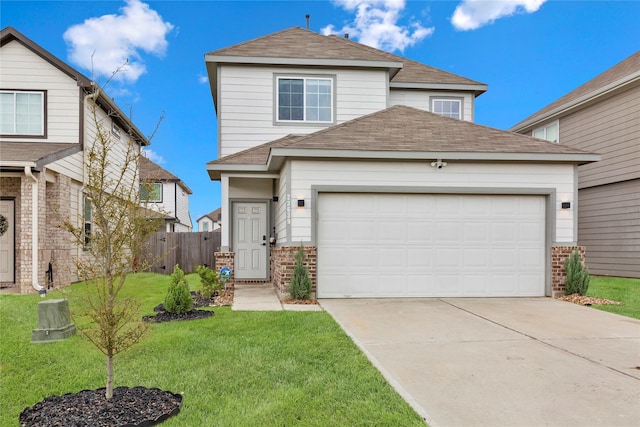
317,193,546,298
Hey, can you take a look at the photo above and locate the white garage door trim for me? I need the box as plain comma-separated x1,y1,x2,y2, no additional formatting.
317,192,548,298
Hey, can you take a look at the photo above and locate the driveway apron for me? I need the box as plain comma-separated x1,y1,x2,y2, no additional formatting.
320,298,640,427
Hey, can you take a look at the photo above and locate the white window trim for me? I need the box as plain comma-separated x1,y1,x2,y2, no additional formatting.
274,75,336,125
532,120,559,143
0,89,46,137
141,182,163,203
430,97,463,120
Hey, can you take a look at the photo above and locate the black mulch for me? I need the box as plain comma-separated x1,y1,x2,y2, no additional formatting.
142,291,214,323
19,386,182,427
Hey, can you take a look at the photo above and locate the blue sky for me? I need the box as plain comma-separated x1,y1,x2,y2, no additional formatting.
2,1,638,229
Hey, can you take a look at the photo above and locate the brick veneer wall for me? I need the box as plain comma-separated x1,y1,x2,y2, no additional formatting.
551,245,586,297
215,252,235,288
0,177,21,290
270,246,317,296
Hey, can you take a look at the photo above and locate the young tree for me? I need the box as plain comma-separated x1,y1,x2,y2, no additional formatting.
289,244,312,300
62,84,163,400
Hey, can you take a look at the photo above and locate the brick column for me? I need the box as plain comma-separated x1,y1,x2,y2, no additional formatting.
214,252,235,288
551,245,586,297
270,246,317,296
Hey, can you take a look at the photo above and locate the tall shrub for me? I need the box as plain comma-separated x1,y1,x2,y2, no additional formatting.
289,245,312,300
564,249,590,295
165,265,193,314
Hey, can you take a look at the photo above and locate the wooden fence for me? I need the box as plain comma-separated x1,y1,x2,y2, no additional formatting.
140,231,221,274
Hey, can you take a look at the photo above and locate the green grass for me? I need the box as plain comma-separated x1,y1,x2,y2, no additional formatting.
587,276,640,319
0,273,424,426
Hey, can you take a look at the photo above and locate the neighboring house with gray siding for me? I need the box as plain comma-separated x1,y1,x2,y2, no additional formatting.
0,26,150,293
140,156,193,232
511,51,640,278
205,27,599,298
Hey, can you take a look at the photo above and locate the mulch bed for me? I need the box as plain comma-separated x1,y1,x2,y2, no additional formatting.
558,293,622,306
19,386,182,427
142,290,234,323
280,298,319,305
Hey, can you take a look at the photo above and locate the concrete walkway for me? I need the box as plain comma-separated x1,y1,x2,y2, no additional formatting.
321,297,640,427
232,284,322,311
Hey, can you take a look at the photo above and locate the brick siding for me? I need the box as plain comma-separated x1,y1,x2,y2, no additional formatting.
270,246,317,296
215,252,235,288
551,245,586,297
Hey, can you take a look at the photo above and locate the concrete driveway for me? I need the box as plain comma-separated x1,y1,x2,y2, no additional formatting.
320,298,640,427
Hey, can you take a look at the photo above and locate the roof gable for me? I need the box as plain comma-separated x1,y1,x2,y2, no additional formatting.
512,50,640,131
140,156,192,194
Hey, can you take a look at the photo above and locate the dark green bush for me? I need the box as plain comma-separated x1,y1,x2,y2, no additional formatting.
289,245,312,300
165,265,193,314
196,265,221,300
564,249,590,295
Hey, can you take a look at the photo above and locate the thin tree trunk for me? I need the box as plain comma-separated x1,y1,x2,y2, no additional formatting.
106,355,113,400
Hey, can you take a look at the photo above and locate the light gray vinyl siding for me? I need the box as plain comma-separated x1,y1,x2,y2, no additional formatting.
577,179,640,278
0,40,80,143
560,84,640,189
175,184,192,230
218,65,388,157
389,89,475,122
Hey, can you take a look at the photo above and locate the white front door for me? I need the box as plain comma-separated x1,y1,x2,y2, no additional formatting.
233,202,268,279
0,200,15,283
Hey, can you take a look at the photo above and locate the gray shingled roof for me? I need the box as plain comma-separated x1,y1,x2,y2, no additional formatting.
0,142,80,170
512,50,640,130
207,27,485,90
207,105,598,179
140,156,192,194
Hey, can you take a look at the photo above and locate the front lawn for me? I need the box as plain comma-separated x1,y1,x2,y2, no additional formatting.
0,273,424,426
587,276,640,319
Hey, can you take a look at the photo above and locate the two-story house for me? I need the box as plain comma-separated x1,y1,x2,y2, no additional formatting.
196,208,221,232
511,51,639,279
139,156,193,232
205,27,599,298
0,27,150,293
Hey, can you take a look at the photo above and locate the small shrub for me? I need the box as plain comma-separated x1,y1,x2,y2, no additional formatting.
165,265,193,314
564,249,590,295
289,245,312,300
196,265,221,300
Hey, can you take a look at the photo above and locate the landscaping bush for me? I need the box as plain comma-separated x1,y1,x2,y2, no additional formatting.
196,265,221,300
564,249,590,295
289,245,312,300
164,265,193,314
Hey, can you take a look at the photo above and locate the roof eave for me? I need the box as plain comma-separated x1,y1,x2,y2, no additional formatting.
511,72,640,132
390,81,488,96
205,54,403,72
206,163,269,180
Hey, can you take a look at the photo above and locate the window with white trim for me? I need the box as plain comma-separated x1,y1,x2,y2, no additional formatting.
533,122,558,143
0,90,45,136
431,99,462,120
277,76,333,123
83,196,92,249
202,222,209,232
140,183,163,203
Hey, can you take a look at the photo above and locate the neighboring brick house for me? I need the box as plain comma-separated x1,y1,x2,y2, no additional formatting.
196,208,221,232
140,156,193,232
205,27,598,297
0,27,150,293
511,51,640,278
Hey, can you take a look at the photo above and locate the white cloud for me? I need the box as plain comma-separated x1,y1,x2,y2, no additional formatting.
451,0,546,31
63,0,174,84
321,0,434,52
197,74,209,84
142,148,165,164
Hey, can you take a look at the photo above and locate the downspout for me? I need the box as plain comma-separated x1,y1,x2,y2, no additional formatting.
24,166,45,295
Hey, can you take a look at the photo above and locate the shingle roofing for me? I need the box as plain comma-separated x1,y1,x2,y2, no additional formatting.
207,27,485,89
207,105,598,177
0,142,80,170
140,156,192,194
512,50,640,130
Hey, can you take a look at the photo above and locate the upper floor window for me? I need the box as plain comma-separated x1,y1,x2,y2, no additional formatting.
0,90,45,136
431,98,462,120
533,122,558,143
140,183,162,203
277,76,333,123
202,222,209,232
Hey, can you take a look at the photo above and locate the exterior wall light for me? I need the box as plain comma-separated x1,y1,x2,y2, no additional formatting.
561,202,571,209
297,199,305,207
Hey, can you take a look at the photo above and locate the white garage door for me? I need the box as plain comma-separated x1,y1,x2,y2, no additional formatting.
317,193,546,298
